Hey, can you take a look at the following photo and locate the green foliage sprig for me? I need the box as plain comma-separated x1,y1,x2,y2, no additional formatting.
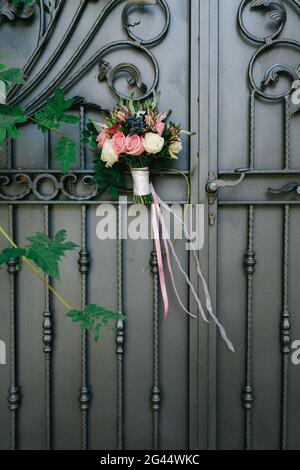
0,63,25,87
0,104,27,144
0,227,124,341
67,305,124,342
0,229,78,279
0,60,101,173
34,89,80,132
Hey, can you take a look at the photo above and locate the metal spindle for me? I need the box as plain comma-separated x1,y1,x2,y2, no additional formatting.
284,96,291,171
242,205,256,450
78,207,91,450
43,205,53,450
150,244,161,450
249,91,256,171
7,204,21,450
281,205,291,450
116,203,125,450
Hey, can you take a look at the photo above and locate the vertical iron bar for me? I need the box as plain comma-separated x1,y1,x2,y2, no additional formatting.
116,204,125,450
43,205,53,450
78,208,90,450
281,205,291,450
44,130,50,170
43,130,53,449
150,243,161,450
78,108,90,449
7,138,13,169
249,91,256,171
80,105,86,169
284,96,291,171
7,204,21,450
242,205,256,450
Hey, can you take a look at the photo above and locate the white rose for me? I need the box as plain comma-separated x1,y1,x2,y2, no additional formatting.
101,140,119,168
169,140,183,160
143,132,164,154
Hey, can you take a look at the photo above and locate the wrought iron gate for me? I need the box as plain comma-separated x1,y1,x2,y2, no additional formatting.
197,0,300,451
0,0,300,451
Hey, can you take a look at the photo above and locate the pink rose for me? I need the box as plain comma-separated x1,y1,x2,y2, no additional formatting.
97,130,108,149
125,134,144,156
156,120,165,136
111,132,126,155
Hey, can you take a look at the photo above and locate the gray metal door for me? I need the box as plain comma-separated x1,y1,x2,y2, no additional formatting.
195,0,300,451
0,0,300,452
0,0,193,451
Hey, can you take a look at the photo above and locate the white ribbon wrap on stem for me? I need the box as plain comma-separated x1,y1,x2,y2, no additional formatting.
131,168,151,196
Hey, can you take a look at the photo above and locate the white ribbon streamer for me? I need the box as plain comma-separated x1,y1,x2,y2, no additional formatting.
151,185,235,353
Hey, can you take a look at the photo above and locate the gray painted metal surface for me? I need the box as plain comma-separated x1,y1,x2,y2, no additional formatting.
0,0,299,451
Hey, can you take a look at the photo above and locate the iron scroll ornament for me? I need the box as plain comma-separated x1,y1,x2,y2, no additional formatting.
238,0,300,101
3,0,171,110
0,172,99,201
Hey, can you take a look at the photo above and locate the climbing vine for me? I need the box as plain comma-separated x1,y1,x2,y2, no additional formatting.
0,59,125,340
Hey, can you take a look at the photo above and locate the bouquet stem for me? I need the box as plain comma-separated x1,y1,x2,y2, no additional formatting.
133,194,153,205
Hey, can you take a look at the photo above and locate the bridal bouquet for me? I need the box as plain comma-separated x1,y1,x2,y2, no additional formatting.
93,93,191,204
90,95,234,351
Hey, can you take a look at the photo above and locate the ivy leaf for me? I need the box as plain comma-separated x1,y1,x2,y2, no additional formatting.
0,104,27,145
25,230,78,279
54,136,77,173
66,304,125,341
34,88,79,133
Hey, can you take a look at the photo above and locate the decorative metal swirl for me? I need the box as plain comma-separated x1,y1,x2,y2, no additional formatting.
248,39,300,100
239,0,300,101
122,0,170,46
238,0,287,44
0,172,99,201
0,174,31,200
98,61,147,98
4,0,170,110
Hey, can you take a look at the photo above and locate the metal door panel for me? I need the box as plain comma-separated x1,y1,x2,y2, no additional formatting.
1,0,300,451
206,0,300,450
0,0,192,450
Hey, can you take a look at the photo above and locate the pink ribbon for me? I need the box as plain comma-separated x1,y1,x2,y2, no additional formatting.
152,187,197,319
150,184,235,353
151,195,169,319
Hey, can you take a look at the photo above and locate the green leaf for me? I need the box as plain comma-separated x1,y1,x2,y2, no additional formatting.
81,119,98,148
59,115,80,124
0,128,6,145
66,304,125,341
93,159,125,199
0,68,25,85
0,247,26,266
25,230,78,279
54,136,77,173
0,104,27,144
34,88,79,132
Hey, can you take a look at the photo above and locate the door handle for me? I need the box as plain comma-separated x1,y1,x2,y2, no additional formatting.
268,182,300,195
206,168,251,204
